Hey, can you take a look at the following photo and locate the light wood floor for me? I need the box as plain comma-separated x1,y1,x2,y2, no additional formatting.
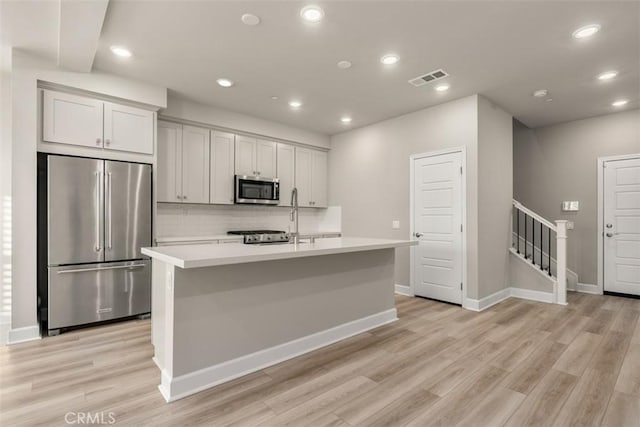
2,292,640,426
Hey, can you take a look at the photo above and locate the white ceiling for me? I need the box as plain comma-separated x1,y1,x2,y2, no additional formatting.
4,1,639,135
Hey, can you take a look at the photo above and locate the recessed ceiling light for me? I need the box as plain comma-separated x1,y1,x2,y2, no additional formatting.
110,46,132,58
241,13,261,26
545,98,553,102
434,84,450,92
597,71,618,81
337,60,352,69
271,96,279,100
612,99,628,107
289,100,302,108
380,54,399,65
300,5,324,22
216,78,234,88
340,117,352,124
572,24,601,39
533,89,548,98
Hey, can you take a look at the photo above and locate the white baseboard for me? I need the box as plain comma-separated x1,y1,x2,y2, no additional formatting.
394,284,413,296
0,318,10,346
159,308,398,402
7,325,41,345
510,287,555,304
577,283,600,295
464,288,511,312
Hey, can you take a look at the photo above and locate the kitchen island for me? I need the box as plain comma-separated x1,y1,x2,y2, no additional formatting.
141,237,416,402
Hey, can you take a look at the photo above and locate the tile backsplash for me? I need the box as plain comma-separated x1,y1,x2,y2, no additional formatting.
156,204,341,237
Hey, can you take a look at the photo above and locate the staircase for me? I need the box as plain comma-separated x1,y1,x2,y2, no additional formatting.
511,200,569,305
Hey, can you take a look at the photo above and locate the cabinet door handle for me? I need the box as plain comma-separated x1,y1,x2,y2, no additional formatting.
177,195,182,200
183,195,187,200
96,138,102,146
105,138,111,146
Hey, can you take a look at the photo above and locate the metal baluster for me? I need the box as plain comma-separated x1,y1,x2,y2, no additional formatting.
540,221,544,270
548,227,552,276
516,208,521,254
524,213,528,259
531,220,536,265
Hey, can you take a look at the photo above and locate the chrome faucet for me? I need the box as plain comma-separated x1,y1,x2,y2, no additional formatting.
289,187,299,245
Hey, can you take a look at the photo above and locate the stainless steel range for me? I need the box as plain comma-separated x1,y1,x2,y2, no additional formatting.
227,230,289,244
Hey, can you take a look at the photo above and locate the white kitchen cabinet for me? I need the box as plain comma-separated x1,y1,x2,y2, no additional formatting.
103,102,154,154
157,121,183,203
235,135,256,176
295,147,328,208
256,139,277,177
234,136,277,177
42,89,154,154
311,150,328,207
157,122,209,204
182,125,210,204
43,90,103,148
210,131,235,204
276,143,295,206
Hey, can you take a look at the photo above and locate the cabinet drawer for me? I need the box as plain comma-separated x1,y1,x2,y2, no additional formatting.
48,261,150,329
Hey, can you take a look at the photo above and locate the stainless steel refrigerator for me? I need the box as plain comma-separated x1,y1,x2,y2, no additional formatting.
37,154,152,335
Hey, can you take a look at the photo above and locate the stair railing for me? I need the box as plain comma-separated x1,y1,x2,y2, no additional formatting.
512,200,568,305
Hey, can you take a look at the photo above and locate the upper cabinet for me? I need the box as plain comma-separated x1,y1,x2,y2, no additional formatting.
295,147,328,208
43,89,154,155
210,131,235,205
43,90,103,148
157,121,182,203
181,126,211,204
234,136,277,177
276,143,295,207
103,102,154,154
157,121,210,204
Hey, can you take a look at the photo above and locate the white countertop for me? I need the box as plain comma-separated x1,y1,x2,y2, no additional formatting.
142,237,416,269
155,231,341,244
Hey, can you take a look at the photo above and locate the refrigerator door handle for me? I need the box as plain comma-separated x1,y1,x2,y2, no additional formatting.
95,171,102,252
56,264,147,274
107,171,112,250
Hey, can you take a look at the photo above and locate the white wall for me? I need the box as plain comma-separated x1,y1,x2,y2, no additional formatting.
9,51,167,334
0,46,13,342
162,95,330,149
477,96,513,298
329,95,481,298
514,109,640,285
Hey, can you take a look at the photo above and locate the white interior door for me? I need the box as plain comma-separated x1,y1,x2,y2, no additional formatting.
604,157,640,295
412,151,463,304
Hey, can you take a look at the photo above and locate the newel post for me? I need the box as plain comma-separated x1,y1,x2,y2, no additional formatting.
555,220,568,305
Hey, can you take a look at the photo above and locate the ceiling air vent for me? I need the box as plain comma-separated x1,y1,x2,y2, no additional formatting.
408,69,449,87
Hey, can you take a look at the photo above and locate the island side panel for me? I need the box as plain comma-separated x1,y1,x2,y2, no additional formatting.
151,260,175,376
171,248,396,377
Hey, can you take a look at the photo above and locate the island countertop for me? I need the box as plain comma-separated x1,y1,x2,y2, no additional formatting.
142,237,416,269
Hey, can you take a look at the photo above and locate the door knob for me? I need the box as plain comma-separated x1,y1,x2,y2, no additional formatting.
606,232,615,237
415,232,423,238
606,223,613,229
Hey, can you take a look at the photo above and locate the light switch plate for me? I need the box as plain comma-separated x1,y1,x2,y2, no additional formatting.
392,220,400,229
562,201,579,212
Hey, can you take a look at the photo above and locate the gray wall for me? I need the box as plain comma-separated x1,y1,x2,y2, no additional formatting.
329,95,479,296
329,94,513,301
513,109,640,285
478,97,513,298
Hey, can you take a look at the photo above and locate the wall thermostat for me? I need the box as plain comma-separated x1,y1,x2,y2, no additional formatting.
562,201,579,212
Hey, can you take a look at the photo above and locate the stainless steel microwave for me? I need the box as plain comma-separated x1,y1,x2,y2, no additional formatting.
235,175,280,205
